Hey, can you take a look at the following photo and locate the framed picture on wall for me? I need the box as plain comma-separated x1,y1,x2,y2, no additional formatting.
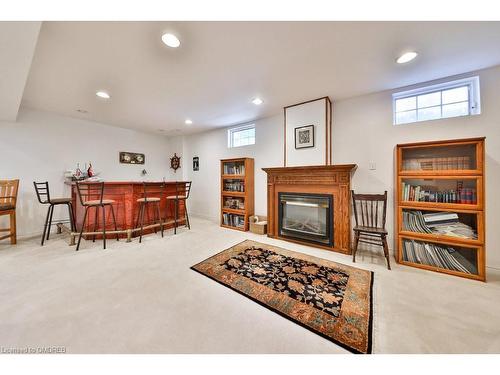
294,125,314,149
119,152,145,164
193,156,199,171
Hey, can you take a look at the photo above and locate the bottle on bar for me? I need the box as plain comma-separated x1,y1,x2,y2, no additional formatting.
75,163,82,179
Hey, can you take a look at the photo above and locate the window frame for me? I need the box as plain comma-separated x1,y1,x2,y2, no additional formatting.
392,76,481,125
227,123,256,148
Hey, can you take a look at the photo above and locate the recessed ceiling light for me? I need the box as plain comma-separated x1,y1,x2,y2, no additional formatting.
96,91,110,99
396,52,418,64
161,33,181,48
252,97,263,105
185,119,193,125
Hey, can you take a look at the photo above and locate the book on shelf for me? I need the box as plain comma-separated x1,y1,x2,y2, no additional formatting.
402,239,477,274
422,212,459,225
401,181,476,204
223,197,245,210
223,163,245,175
223,180,245,192
402,210,477,240
402,156,471,171
222,213,245,228
428,222,477,239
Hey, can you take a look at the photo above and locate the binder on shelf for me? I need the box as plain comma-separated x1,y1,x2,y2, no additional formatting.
402,239,478,275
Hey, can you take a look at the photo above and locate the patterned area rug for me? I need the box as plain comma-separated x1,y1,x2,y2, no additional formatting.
191,240,374,354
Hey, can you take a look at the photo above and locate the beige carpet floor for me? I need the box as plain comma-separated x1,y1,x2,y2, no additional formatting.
0,216,499,354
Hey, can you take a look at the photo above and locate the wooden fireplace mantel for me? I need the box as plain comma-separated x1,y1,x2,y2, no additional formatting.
262,164,357,254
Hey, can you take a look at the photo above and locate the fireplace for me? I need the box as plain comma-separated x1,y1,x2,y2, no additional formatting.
262,164,356,254
278,193,333,246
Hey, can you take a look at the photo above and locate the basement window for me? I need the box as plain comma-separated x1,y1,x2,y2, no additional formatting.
228,124,256,148
393,76,481,125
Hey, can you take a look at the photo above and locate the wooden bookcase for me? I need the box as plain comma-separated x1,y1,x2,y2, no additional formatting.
395,137,486,281
220,158,254,231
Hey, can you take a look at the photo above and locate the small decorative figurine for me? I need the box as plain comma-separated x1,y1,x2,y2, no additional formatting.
87,162,94,177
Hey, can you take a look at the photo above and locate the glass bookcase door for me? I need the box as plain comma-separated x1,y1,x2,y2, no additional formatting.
400,237,479,276
222,212,245,228
223,161,246,175
400,208,481,243
223,179,245,193
400,177,481,208
400,142,479,173
223,196,246,210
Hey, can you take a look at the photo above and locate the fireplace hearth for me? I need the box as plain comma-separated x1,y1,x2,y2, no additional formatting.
278,193,333,246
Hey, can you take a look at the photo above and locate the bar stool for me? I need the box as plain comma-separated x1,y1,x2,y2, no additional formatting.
75,181,119,251
33,181,76,246
136,182,164,243
166,181,192,234
0,179,19,244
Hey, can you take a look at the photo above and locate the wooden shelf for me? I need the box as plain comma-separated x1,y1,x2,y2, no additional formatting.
395,137,486,281
221,191,245,196
399,231,481,247
399,201,480,211
220,158,254,231
222,207,246,214
221,224,246,232
399,169,482,177
399,203,481,212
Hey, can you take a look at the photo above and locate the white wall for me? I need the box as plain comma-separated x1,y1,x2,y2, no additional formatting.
0,108,175,238
178,65,500,269
285,99,328,166
177,116,283,221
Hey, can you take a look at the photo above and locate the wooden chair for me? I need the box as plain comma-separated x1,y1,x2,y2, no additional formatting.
75,181,119,251
351,190,391,270
166,181,192,234
0,179,19,244
33,181,76,246
135,182,164,243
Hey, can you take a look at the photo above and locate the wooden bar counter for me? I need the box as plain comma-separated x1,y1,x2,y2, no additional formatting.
70,181,186,241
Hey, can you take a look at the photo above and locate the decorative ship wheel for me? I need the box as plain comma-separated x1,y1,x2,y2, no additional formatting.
170,153,181,172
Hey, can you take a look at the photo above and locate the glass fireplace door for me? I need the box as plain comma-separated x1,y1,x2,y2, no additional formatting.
278,193,333,246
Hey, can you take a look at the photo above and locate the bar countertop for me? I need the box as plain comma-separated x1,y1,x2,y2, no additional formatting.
65,180,187,185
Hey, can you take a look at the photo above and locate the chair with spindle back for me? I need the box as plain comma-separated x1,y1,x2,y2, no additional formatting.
0,179,19,245
166,181,192,234
351,190,391,270
135,182,164,243
75,181,119,251
33,181,76,246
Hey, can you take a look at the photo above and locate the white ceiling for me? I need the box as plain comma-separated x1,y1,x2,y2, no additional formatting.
0,21,40,121
18,21,500,135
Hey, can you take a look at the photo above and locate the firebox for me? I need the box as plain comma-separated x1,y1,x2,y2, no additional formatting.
278,192,333,247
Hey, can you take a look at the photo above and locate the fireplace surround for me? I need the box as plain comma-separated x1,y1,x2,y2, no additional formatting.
262,164,357,254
